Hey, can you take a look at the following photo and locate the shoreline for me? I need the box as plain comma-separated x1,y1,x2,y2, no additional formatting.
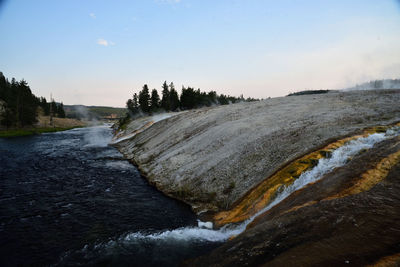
0,126,85,138
0,116,88,138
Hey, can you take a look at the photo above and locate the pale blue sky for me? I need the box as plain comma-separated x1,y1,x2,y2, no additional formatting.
0,0,399,107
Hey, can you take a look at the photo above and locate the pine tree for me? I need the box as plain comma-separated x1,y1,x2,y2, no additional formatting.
133,93,139,111
169,82,179,111
138,84,150,113
180,86,197,109
160,81,170,111
40,97,50,115
126,93,140,116
0,72,7,101
126,99,134,113
150,89,160,112
17,79,37,126
58,103,66,118
218,94,229,105
50,100,57,118
208,91,218,105
12,78,21,127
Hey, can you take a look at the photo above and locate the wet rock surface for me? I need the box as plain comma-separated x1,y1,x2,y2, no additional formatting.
186,137,400,266
115,90,400,213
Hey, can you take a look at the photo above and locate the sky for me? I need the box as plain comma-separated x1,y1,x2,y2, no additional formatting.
0,0,399,107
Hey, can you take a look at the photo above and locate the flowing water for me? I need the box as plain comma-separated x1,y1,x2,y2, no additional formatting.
0,125,219,266
1,124,398,266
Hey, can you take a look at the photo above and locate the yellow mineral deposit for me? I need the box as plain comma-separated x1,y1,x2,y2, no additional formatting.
330,142,400,198
213,123,400,227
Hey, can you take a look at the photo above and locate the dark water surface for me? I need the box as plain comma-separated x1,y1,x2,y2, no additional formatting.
0,125,219,266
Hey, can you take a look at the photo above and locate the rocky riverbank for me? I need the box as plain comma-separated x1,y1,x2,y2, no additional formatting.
113,89,400,265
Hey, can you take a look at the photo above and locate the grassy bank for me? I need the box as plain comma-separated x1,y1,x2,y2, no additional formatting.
0,126,84,138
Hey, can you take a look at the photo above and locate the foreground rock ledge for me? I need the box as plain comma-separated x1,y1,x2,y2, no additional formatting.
115,89,400,214
185,136,400,266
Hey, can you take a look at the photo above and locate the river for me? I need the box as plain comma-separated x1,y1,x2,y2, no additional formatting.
0,125,220,266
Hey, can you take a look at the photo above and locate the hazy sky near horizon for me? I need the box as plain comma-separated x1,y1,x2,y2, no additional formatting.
0,0,399,107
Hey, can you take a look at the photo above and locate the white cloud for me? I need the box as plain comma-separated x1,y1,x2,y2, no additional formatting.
89,13,96,19
97,39,108,46
97,39,115,47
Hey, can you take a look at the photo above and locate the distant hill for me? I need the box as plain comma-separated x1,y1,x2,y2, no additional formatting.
64,105,126,120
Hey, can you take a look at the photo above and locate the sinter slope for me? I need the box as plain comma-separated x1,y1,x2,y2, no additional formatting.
115,90,400,214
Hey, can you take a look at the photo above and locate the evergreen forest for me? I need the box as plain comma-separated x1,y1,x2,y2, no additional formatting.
0,72,66,128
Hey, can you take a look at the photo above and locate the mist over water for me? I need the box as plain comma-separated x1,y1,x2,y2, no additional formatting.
83,125,113,148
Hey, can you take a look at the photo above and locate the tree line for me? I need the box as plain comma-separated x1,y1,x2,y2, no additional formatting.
287,89,332,96
125,81,258,117
0,72,66,128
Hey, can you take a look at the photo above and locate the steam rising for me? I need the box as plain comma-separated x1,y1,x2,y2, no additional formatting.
83,125,113,148
110,113,177,145
344,79,400,91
